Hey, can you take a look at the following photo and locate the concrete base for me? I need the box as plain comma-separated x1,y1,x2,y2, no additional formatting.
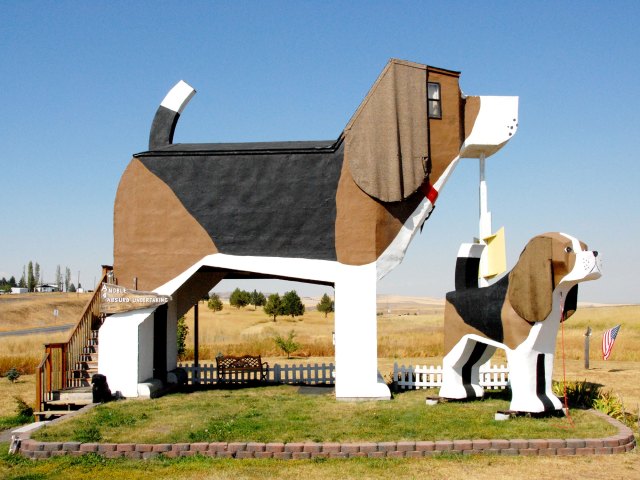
11,421,49,436
335,374,391,401
137,379,164,398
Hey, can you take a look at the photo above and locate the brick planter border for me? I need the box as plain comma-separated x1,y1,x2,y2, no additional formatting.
18,410,635,460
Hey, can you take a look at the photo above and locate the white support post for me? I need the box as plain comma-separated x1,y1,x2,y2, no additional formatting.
193,302,199,385
479,153,491,287
334,264,390,400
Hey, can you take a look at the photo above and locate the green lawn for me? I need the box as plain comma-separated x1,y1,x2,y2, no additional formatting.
32,385,616,444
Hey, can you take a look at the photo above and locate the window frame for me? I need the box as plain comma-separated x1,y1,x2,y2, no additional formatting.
427,82,442,119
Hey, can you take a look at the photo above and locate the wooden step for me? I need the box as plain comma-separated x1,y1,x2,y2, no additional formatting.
47,399,93,407
70,369,98,379
78,354,98,362
57,386,93,402
34,410,74,420
75,361,98,368
67,379,91,388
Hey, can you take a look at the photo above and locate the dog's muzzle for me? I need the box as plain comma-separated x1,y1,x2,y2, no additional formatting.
564,250,602,282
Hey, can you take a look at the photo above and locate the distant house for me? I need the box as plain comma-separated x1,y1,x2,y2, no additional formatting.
35,284,60,293
11,287,28,294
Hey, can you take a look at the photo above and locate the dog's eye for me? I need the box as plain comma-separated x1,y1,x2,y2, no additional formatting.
565,246,573,253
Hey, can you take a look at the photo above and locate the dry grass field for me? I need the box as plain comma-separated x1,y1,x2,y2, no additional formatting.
0,292,92,332
1,292,639,415
179,295,446,361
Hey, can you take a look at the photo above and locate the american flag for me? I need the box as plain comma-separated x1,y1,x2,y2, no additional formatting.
602,324,621,360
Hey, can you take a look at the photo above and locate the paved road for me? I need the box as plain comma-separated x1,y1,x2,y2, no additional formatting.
0,324,74,337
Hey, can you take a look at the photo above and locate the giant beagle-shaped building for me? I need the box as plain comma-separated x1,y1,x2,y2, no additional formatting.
101,59,519,399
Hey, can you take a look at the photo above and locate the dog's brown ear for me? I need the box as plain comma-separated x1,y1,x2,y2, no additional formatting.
344,60,429,202
508,236,553,323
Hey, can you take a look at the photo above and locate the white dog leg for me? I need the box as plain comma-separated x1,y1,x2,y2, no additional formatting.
334,264,390,400
506,348,562,412
507,304,564,413
440,337,495,400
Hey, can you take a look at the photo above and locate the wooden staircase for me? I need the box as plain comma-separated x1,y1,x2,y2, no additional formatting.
73,330,100,387
35,267,111,420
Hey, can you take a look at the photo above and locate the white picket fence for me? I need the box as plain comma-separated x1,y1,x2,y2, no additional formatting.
177,362,335,386
393,362,509,390
272,362,335,385
177,360,509,390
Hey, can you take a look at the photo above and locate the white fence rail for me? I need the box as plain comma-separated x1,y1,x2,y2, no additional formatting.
177,361,508,390
272,363,335,385
393,362,509,390
177,362,335,386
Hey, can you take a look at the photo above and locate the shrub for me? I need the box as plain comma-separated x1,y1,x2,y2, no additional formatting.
593,390,626,420
553,380,638,427
274,330,300,359
14,396,33,419
6,367,20,383
177,316,188,359
552,380,601,409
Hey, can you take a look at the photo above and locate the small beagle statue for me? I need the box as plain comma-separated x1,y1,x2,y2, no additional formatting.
439,233,602,413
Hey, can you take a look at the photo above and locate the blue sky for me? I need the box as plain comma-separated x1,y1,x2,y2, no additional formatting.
1,1,638,303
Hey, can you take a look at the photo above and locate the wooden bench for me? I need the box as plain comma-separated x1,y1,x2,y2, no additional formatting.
216,355,269,383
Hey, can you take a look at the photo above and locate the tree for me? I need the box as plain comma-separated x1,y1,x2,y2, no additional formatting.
27,262,35,292
316,293,335,318
274,330,300,359
263,293,284,322
68,283,76,293
6,367,20,383
64,267,71,292
282,290,305,319
176,316,188,359
18,271,26,288
208,293,223,313
229,288,250,309
250,290,266,310
34,262,40,288
9,276,16,288
55,266,62,291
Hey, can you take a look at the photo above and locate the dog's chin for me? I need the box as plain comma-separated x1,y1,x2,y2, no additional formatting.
584,268,602,281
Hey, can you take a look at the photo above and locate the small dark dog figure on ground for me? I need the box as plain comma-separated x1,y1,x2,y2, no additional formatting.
91,373,112,403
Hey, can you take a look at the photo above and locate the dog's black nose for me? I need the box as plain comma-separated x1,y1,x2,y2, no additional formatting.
593,251,598,257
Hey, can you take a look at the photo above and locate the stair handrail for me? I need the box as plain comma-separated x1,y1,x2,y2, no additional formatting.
35,351,49,414
36,266,112,411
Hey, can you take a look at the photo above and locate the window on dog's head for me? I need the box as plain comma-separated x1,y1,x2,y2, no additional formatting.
428,82,442,119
